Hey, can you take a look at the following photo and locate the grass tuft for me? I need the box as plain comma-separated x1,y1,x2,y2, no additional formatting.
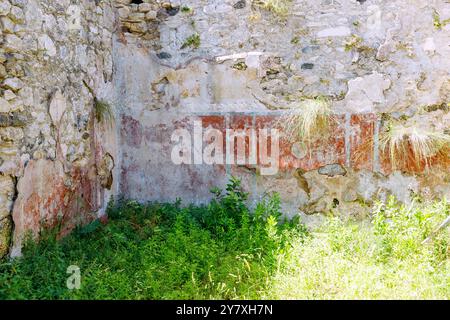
380,122,450,170
94,98,114,126
253,0,292,16
82,80,114,126
278,96,332,143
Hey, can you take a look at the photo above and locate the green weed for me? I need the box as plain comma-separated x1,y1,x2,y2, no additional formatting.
181,34,200,49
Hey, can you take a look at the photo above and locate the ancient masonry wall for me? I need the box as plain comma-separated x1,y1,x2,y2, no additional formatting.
0,0,119,257
1,0,450,257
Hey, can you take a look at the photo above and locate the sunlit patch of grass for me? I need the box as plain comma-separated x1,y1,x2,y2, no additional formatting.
380,122,450,170
264,197,450,300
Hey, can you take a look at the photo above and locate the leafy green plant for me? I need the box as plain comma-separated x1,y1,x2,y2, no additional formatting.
94,98,113,125
181,34,200,49
0,178,307,300
433,10,450,30
181,6,192,13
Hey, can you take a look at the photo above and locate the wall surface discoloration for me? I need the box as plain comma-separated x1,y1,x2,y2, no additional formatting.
10,159,100,256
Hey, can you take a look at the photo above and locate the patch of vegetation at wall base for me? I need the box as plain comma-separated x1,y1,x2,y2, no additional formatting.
0,178,307,299
0,179,448,300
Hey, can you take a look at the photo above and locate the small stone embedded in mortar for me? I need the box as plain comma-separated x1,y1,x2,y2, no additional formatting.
233,0,246,9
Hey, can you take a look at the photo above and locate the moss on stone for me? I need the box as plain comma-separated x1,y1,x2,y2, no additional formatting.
0,217,12,259
181,33,200,49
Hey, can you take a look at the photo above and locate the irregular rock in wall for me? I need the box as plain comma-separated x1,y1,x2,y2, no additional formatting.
98,153,115,189
0,175,15,221
115,0,159,42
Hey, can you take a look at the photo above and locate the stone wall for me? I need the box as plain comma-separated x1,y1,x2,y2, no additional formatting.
116,0,449,224
0,0,449,257
0,0,119,257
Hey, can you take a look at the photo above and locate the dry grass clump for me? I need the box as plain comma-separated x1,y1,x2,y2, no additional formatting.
253,0,292,16
380,122,450,170
278,96,332,143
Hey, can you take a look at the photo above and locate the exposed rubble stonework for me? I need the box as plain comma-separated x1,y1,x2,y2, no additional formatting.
0,0,119,257
1,0,449,257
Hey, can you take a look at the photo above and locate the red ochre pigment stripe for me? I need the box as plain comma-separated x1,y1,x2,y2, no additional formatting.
121,113,448,174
